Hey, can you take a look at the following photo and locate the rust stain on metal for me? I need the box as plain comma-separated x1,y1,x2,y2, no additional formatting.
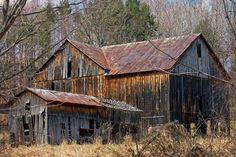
37,34,200,78
69,34,200,75
69,40,110,70
102,34,199,75
27,88,101,107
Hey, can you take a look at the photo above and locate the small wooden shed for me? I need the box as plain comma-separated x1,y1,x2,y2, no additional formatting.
8,88,142,145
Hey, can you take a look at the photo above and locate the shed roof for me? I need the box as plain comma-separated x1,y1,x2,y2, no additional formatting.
12,88,141,112
27,88,101,107
101,99,142,112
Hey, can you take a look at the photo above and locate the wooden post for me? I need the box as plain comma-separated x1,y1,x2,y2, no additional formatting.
107,122,111,143
118,123,122,143
29,116,33,145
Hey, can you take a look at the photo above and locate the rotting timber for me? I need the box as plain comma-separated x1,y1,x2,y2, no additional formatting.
8,88,142,145
29,34,230,136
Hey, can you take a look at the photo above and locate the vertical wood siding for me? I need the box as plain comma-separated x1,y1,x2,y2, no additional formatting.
9,92,142,145
46,108,141,144
8,92,47,145
169,75,229,126
47,110,98,144
105,73,170,119
32,37,229,133
34,73,170,123
34,75,105,97
173,38,226,79
35,43,105,82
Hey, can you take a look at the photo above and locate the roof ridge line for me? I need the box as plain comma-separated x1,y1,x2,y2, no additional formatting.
101,33,201,49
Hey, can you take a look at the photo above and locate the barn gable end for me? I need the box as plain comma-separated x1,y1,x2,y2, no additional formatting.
35,41,107,82
173,35,228,79
9,91,48,145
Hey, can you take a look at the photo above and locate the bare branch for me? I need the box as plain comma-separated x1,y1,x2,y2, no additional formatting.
0,23,82,84
222,0,236,39
21,1,86,16
0,0,27,40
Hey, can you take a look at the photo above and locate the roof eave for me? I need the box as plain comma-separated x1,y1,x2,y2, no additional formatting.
68,39,110,70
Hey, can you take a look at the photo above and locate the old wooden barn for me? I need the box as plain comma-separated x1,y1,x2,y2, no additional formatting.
30,33,230,134
8,88,142,145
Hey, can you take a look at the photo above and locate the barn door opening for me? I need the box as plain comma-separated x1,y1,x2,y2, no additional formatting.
22,116,30,144
67,59,72,78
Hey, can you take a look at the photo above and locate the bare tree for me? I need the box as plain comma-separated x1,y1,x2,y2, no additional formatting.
0,0,27,40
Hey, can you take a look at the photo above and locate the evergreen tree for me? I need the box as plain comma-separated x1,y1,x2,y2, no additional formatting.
124,0,158,42
58,0,71,15
75,0,158,46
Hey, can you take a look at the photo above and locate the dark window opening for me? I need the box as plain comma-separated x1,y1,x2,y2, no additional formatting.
78,67,80,77
24,124,30,135
25,101,30,111
68,117,71,139
60,123,66,137
89,119,94,129
96,121,100,129
67,60,72,78
79,128,94,137
42,111,46,129
51,82,55,90
197,43,202,58
23,116,30,136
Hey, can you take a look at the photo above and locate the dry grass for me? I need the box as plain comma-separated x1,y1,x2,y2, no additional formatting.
0,113,7,126
1,123,236,157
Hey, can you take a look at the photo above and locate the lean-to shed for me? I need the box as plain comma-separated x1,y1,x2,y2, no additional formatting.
8,88,142,145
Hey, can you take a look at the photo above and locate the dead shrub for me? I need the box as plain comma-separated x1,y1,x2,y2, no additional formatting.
2,123,236,157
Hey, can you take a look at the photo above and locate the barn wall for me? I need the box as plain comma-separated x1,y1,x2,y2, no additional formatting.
47,109,98,144
169,75,229,132
105,73,170,127
8,92,47,145
35,43,105,82
47,107,141,144
32,37,230,132
34,75,105,97
173,37,226,79
34,73,170,126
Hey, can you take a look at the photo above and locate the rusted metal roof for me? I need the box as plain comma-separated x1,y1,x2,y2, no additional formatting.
69,40,110,70
27,88,101,107
102,34,200,75
37,33,228,76
26,88,142,111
